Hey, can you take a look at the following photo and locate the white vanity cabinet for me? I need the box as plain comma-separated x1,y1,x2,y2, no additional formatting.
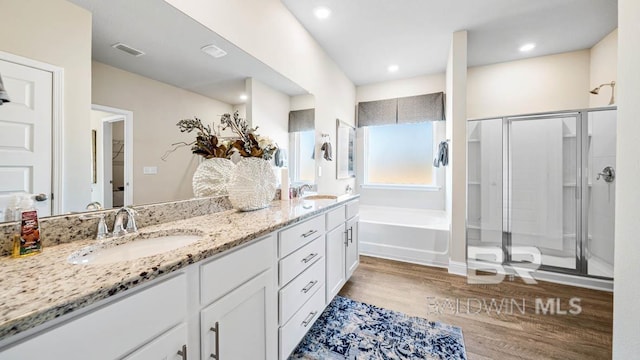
0,235,278,360
0,274,189,360
277,214,327,360
199,234,277,360
325,199,360,303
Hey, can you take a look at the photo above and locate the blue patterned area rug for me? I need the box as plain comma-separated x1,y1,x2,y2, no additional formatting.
290,296,467,360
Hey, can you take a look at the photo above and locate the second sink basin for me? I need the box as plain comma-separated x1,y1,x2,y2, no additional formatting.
68,233,204,265
302,194,338,200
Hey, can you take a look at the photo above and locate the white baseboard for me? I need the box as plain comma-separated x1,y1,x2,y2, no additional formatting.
360,242,448,269
448,260,467,276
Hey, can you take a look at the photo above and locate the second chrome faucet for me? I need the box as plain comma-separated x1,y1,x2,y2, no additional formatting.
112,207,138,237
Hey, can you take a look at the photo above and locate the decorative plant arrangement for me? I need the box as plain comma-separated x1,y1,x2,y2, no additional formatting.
176,117,230,158
219,111,277,161
163,110,277,161
165,111,278,211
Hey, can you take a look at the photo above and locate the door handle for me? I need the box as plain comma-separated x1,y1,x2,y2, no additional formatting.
301,280,318,293
34,193,48,202
348,227,353,243
209,322,220,359
301,252,318,263
177,344,188,360
302,311,318,327
301,229,318,238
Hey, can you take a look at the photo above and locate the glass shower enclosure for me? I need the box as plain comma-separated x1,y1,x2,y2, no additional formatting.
467,108,616,279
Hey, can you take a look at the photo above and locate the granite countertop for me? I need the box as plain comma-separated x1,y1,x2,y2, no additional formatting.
0,195,358,341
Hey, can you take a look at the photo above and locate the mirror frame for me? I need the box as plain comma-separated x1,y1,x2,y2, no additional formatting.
336,119,356,179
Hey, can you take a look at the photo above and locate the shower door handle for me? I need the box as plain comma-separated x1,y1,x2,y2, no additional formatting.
596,166,615,183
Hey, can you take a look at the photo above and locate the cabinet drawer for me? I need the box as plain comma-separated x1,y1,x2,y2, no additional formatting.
326,205,346,231
201,235,274,306
0,274,187,360
279,286,325,360
279,215,325,258
279,258,325,325
279,235,325,287
346,200,359,220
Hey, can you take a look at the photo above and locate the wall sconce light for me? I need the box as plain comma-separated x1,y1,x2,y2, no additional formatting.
589,81,616,105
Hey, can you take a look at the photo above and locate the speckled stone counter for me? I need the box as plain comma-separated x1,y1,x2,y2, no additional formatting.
0,195,358,341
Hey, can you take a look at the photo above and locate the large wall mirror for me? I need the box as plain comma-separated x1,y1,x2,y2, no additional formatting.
336,119,356,179
0,0,310,223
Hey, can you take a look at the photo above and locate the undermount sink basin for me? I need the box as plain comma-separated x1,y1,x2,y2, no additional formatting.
302,194,338,200
68,233,204,265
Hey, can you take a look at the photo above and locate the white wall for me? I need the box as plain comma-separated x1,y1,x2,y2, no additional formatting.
590,29,618,108
613,0,640,356
92,61,233,205
0,0,92,213
467,50,591,119
446,31,468,270
246,78,290,153
165,0,357,195
355,73,447,210
290,94,315,111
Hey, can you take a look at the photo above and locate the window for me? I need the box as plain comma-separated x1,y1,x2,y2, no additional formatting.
290,130,315,182
364,122,434,185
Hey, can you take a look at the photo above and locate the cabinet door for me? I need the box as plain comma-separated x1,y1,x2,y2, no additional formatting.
345,217,360,279
124,323,187,360
325,224,346,303
201,270,276,360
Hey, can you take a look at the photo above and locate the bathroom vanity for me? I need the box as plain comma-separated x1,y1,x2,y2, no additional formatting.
0,196,359,360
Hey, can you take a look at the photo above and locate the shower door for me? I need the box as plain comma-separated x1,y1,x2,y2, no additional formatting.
467,108,616,279
508,114,580,273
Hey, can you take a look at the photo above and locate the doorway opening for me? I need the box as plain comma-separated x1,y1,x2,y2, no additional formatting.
90,105,133,210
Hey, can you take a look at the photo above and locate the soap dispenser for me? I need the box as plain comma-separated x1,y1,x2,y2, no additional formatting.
12,195,43,257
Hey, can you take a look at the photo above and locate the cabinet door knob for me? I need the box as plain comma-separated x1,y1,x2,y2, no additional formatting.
209,321,220,359
177,344,188,360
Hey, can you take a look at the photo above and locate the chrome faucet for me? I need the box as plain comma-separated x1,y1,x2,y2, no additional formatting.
112,207,138,237
297,184,313,198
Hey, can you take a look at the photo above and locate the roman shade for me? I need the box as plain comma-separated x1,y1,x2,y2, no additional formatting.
397,92,444,123
357,92,445,127
288,109,315,132
357,98,397,127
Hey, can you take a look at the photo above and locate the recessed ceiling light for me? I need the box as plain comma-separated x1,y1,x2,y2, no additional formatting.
240,94,248,101
519,43,536,52
313,6,331,20
201,44,227,58
388,64,399,73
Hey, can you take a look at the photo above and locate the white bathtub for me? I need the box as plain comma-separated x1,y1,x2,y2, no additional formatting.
358,205,450,267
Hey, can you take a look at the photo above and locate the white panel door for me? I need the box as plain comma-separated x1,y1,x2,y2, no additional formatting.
200,270,276,360
325,224,346,303
0,59,52,218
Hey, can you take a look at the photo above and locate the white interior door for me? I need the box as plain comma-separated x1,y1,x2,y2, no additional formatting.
0,59,52,218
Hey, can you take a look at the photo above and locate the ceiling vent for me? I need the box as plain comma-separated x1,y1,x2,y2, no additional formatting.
111,43,145,57
201,44,227,58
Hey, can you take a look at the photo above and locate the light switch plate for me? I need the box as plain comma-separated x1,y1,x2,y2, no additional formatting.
143,166,158,175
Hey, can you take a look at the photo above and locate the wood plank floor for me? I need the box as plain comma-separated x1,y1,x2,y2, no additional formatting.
338,256,613,360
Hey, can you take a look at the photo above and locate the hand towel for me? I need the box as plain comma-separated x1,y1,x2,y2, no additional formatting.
321,141,333,161
433,141,448,167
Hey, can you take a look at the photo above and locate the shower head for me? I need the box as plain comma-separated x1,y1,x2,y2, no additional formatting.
589,81,616,105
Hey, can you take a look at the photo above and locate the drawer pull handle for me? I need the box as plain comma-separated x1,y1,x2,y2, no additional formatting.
348,227,353,243
301,280,318,293
177,344,188,360
209,321,220,359
302,311,318,327
301,229,318,238
301,253,318,263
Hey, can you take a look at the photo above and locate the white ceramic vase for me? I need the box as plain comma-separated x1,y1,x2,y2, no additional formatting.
192,158,236,198
227,157,277,211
